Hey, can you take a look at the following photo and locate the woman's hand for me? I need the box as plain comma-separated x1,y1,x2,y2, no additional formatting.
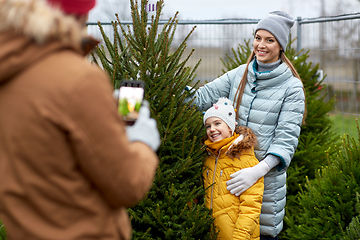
226,160,270,196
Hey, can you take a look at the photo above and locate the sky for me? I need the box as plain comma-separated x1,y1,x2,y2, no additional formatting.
88,0,360,22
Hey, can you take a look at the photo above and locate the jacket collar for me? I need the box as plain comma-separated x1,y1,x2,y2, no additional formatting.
205,133,239,157
247,59,294,89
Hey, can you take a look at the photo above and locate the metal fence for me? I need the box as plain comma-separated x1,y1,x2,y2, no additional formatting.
87,12,360,136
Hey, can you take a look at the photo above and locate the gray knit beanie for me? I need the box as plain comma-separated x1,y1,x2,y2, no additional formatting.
255,11,295,52
203,98,237,134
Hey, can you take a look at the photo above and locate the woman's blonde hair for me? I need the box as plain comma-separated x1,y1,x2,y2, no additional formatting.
234,50,307,125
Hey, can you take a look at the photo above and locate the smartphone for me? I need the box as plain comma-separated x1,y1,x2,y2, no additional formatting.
118,80,145,126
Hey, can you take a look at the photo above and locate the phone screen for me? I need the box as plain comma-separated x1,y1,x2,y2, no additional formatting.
118,81,144,125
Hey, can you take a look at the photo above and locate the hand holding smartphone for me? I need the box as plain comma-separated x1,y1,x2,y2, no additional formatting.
118,80,145,126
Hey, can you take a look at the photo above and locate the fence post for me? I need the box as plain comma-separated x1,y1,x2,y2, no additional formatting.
296,16,302,53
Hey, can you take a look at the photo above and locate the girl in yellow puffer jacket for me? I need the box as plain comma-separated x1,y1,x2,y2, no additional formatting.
203,98,264,240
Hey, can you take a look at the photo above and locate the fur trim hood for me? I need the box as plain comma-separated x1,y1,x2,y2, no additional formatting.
226,126,257,159
0,0,98,83
0,0,85,45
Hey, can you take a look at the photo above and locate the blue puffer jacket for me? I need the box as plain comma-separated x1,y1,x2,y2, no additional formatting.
190,59,305,237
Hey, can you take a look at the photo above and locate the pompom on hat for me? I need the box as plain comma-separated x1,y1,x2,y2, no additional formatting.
203,98,237,134
47,0,96,15
255,11,295,52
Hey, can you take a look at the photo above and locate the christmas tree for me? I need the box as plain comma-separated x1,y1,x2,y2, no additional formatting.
343,193,360,240
92,0,217,239
0,219,6,240
282,40,338,217
283,123,360,239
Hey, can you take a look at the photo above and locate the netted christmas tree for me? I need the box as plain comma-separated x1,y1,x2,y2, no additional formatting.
220,38,338,238
283,123,360,239
91,0,217,239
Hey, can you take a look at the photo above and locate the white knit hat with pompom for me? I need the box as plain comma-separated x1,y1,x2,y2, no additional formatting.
203,97,237,133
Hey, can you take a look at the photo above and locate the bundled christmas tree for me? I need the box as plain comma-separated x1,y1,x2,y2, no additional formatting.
220,37,338,238
92,0,217,239
283,123,360,239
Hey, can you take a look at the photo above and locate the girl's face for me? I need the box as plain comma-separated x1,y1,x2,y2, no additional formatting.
205,117,232,142
253,29,282,64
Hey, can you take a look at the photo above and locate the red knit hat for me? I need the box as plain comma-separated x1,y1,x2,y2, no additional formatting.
47,0,96,15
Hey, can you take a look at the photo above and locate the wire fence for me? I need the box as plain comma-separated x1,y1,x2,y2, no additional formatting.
87,12,360,136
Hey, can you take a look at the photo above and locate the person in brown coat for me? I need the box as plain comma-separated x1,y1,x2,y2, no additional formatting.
0,0,160,239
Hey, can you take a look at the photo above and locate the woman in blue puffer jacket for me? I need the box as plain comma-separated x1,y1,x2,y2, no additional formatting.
186,11,306,240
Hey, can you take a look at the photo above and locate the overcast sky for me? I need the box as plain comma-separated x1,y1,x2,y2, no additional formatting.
89,0,360,22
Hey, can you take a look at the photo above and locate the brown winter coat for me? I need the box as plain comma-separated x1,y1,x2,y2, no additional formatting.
0,1,159,240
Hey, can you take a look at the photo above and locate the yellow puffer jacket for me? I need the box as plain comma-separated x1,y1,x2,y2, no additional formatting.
203,127,264,240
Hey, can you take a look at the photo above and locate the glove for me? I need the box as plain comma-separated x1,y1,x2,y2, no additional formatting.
113,89,119,101
126,101,160,151
182,86,196,104
184,86,194,92
226,160,270,196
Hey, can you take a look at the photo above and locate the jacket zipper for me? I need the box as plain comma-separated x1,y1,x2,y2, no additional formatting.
218,170,223,193
210,150,221,209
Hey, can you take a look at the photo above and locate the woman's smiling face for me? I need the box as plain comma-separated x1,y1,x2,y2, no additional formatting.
205,117,232,142
253,29,282,64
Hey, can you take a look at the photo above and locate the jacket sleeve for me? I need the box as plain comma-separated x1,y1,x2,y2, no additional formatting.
233,176,264,239
190,66,240,111
266,81,305,170
64,67,159,208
